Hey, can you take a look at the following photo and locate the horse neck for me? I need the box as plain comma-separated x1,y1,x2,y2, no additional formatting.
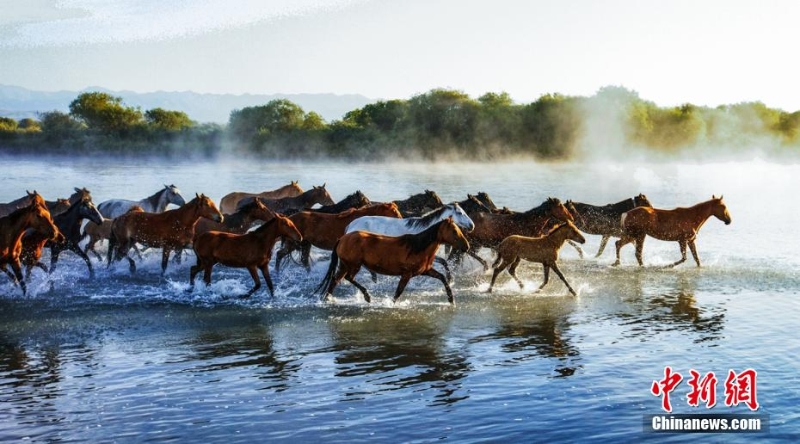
687,200,718,230
171,201,204,227
252,219,280,244
2,210,36,246
224,210,249,230
545,225,575,249
404,221,442,255
609,198,635,212
144,189,168,212
54,202,83,232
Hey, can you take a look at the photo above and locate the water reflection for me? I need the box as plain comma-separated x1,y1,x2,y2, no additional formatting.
614,272,726,344
469,297,581,377
176,320,300,392
326,308,471,406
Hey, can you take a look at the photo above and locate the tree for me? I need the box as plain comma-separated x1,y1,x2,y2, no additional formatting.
228,99,308,141
145,108,194,131
69,92,143,134
0,117,18,133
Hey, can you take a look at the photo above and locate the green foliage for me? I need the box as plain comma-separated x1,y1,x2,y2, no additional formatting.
520,93,583,158
69,92,144,135
17,118,41,133
0,117,18,132
145,108,194,131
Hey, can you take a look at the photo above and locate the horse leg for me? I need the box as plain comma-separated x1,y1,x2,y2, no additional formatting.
434,256,453,283
568,240,584,259
133,244,144,260
507,257,524,289
392,275,412,304
688,240,701,267
551,262,577,296
468,249,489,271
369,271,378,283
670,240,688,268
202,262,214,286
274,246,289,274
633,234,647,267
161,248,171,275
596,235,610,258
189,259,203,292
243,266,261,298
10,261,27,296
423,268,455,305
324,267,348,301
346,274,371,303
487,258,511,293
301,242,312,271
70,245,95,278
613,235,634,266
537,264,550,292
260,264,274,297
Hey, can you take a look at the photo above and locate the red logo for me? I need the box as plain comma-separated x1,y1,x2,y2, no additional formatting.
724,368,759,411
651,366,683,413
652,367,759,412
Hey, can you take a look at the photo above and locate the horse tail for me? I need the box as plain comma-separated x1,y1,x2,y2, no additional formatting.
620,212,628,229
315,241,340,297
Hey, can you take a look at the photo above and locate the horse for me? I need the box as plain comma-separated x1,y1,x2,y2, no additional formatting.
0,190,67,218
457,197,575,270
487,221,586,295
613,195,731,268
316,217,470,305
274,203,403,272
21,196,103,279
190,214,303,298
456,195,494,217
219,181,303,214
309,191,371,214
0,197,62,296
83,205,144,262
98,184,185,219
236,184,335,215
471,192,500,212
108,194,223,274
567,194,652,258
384,190,443,217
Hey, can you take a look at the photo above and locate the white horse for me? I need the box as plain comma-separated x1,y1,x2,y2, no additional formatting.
345,202,474,235
97,184,186,219
344,203,474,281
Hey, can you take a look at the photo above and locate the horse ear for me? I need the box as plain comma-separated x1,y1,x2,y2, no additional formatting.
322,182,326,188
720,195,724,200
75,187,81,193
195,193,199,198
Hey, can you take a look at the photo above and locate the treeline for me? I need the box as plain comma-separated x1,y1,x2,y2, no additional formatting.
2,87,800,160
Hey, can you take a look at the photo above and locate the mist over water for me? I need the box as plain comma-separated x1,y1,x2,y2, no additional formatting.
1,156,798,442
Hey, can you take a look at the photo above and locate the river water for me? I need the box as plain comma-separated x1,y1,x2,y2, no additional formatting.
0,156,797,442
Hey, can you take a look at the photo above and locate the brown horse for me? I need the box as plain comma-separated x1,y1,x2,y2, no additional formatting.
488,221,586,295
83,205,144,262
316,217,470,305
219,181,303,214
0,197,62,296
567,194,653,258
237,184,335,215
108,194,223,274
275,202,403,272
190,214,302,298
613,195,732,267
459,198,574,269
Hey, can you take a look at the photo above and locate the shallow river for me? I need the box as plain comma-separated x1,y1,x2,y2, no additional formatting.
0,156,797,442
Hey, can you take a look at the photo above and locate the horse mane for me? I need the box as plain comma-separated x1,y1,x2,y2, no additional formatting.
146,188,167,209
522,198,560,216
406,205,450,230
399,219,445,254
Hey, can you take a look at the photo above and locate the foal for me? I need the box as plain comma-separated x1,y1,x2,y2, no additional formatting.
487,221,586,296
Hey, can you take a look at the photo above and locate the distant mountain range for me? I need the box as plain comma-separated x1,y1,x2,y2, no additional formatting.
0,84,373,124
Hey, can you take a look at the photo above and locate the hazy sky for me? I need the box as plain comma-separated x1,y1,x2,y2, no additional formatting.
1,0,798,110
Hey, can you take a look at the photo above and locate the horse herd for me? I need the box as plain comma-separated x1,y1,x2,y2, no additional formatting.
0,182,732,304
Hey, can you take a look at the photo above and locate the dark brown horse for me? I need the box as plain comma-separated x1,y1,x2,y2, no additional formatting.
0,196,61,296
613,195,732,267
0,190,74,218
275,202,403,272
108,194,223,274
190,214,302,298
317,217,470,305
309,191,371,214
567,194,652,258
388,190,443,217
488,221,586,295
21,196,102,279
237,184,335,215
219,181,303,214
458,198,574,269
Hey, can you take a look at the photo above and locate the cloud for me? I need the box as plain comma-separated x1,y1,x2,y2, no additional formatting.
1,0,366,47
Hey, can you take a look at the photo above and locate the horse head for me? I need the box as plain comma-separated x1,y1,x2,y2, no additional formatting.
71,187,92,204
275,214,303,242
246,198,276,222
634,193,653,208
26,201,63,243
355,190,371,207
312,184,336,206
193,193,223,223
546,197,574,222
75,196,104,226
562,220,586,244
165,184,186,207
711,195,732,225
447,203,475,232
438,217,470,252
564,200,586,227
475,191,497,210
